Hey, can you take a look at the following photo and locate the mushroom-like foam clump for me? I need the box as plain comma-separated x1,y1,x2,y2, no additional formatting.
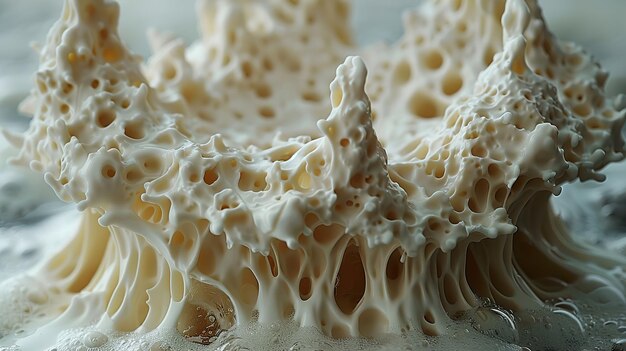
3,0,626,348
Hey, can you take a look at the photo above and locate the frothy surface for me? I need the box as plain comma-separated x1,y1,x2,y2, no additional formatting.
1,0,625,350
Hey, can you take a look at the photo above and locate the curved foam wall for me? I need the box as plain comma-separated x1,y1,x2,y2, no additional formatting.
3,0,626,348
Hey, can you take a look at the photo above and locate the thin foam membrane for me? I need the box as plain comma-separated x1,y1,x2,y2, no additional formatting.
1,0,626,350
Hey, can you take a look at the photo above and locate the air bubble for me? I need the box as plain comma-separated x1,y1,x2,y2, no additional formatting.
468,306,519,343
551,300,585,333
82,331,109,347
613,339,626,351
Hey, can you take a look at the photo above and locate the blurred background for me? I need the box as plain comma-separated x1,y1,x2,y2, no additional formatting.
0,0,625,281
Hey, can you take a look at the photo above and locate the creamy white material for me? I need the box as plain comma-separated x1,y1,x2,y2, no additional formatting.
1,0,626,349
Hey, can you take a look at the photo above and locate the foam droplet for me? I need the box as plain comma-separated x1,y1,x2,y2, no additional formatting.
82,331,108,347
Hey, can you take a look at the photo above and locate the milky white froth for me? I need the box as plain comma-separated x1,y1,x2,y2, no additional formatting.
1,0,626,350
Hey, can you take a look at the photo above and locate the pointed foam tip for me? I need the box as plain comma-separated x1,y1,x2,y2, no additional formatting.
18,95,36,117
0,128,24,149
503,36,529,75
330,56,368,109
502,0,531,43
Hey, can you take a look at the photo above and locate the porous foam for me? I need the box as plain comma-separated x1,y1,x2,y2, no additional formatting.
1,0,625,350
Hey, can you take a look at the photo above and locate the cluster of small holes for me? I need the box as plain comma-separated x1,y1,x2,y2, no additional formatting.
425,161,445,179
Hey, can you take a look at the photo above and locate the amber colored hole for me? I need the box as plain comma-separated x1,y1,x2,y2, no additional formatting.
483,47,495,66
493,186,508,207
91,80,100,89
393,60,412,84
241,61,253,78
240,268,259,306
255,83,272,99
340,138,350,147
238,171,268,192
512,55,525,75
573,103,591,117
139,206,155,221
162,63,176,81
299,277,312,300
386,248,403,280
487,164,501,178
471,145,487,157
334,240,366,314
424,310,435,324
268,255,278,277
313,224,343,244
101,165,116,178
302,91,321,102
259,106,275,118
203,169,219,185
97,109,116,128
442,72,463,95
262,58,274,71
423,50,443,70
409,93,439,118
99,28,108,40
171,231,185,246
124,121,144,139
103,46,122,63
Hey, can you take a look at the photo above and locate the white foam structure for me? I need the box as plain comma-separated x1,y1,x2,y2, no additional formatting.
2,0,626,348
